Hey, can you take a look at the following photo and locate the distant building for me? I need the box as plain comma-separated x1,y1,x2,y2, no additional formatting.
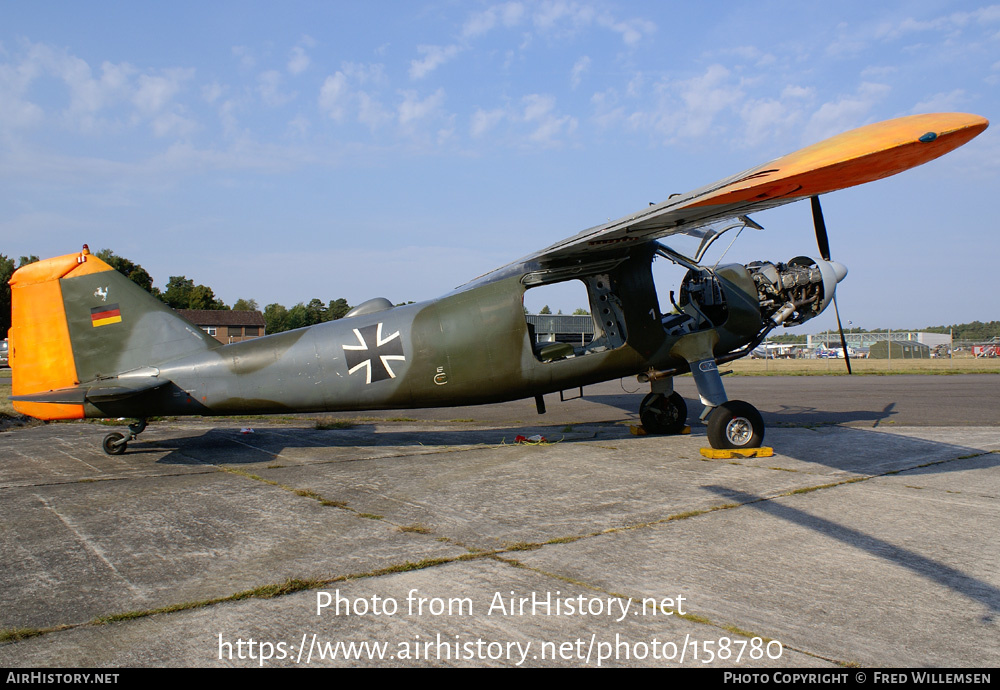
526,314,595,346
178,310,266,344
808,331,951,350
868,340,931,359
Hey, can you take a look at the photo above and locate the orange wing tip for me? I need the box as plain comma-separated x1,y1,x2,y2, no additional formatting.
691,112,989,209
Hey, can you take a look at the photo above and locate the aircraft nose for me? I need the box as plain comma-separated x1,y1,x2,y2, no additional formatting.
829,260,848,283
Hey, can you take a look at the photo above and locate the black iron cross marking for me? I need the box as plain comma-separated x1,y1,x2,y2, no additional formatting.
343,323,405,384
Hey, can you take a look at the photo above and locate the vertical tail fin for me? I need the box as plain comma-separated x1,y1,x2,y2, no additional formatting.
10,246,219,420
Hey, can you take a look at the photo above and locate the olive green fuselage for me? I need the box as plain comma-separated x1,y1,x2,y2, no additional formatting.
76,249,761,420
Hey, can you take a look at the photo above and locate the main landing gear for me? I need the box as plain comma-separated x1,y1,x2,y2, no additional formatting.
638,330,765,449
639,392,687,435
102,418,147,455
638,387,765,449
705,400,764,449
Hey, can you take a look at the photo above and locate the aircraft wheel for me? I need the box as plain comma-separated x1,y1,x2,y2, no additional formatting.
639,392,687,435
707,400,764,449
102,432,127,456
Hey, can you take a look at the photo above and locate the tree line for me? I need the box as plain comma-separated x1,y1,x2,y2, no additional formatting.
0,249,356,337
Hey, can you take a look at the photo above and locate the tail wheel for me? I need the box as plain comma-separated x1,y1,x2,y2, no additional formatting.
707,400,764,449
639,392,688,435
102,432,127,455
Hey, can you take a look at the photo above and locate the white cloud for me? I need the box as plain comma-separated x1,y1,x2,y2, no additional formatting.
437,117,456,145
590,88,625,129
258,70,295,107
409,44,462,80
202,82,224,104
724,45,777,68
3,43,144,132
471,107,506,137
286,36,317,76
523,93,555,122
860,65,898,79
872,5,1000,47
357,92,391,130
740,87,812,148
0,50,46,129
287,115,310,138
604,64,747,143
316,66,393,129
132,69,193,115
522,93,576,145
877,6,1000,41
288,46,310,75
570,55,590,88
782,85,815,100
217,99,242,139
68,60,134,116
318,72,350,122
231,46,255,69
676,64,744,138
803,82,891,143
0,87,43,130
625,72,644,98
462,2,525,39
341,62,387,86
529,2,654,45
533,1,595,32
0,41,200,138
596,15,655,46
911,89,967,113
151,111,198,139
398,88,446,127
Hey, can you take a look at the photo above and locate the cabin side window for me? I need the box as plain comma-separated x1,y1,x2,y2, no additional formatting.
523,277,626,362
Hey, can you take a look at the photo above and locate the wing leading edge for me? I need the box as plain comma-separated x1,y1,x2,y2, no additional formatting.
481,112,988,278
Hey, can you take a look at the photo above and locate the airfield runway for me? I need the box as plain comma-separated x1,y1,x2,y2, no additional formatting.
0,375,997,668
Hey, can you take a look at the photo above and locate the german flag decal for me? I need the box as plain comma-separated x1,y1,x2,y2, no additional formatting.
91,303,122,327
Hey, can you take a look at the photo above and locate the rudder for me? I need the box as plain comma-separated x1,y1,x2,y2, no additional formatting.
10,246,219,420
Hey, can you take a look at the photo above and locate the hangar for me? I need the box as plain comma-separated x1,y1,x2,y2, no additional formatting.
868,340,931,359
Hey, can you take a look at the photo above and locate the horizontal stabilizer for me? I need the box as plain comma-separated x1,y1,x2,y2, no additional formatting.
11,377,168,405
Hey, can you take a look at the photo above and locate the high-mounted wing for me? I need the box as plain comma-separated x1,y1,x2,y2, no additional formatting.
505,112,988,272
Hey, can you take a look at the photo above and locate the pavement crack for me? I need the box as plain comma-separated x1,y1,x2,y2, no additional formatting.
34,495,141,596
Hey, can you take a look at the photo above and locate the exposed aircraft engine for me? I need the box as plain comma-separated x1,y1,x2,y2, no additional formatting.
746,256,847,326
678,270,728,325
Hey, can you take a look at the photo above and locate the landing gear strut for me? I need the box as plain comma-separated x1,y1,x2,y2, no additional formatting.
102,419,147,456
639,330,766,449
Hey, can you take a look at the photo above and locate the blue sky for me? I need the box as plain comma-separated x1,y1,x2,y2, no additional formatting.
1,1,997,332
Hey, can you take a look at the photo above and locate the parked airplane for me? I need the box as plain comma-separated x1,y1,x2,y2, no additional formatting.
8,113,987,453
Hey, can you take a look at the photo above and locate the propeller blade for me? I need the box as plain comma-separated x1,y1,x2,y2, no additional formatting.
812,195,850,373
833,295,852,375
810,195,832,261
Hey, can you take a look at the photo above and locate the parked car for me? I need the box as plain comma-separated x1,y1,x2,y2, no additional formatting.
0,339,8,367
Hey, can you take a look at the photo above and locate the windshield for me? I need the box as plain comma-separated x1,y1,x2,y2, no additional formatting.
657,216,762,266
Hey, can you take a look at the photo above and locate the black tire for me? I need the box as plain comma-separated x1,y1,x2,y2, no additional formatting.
102,432,127,455
639,392,688,435
707,400,764,449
